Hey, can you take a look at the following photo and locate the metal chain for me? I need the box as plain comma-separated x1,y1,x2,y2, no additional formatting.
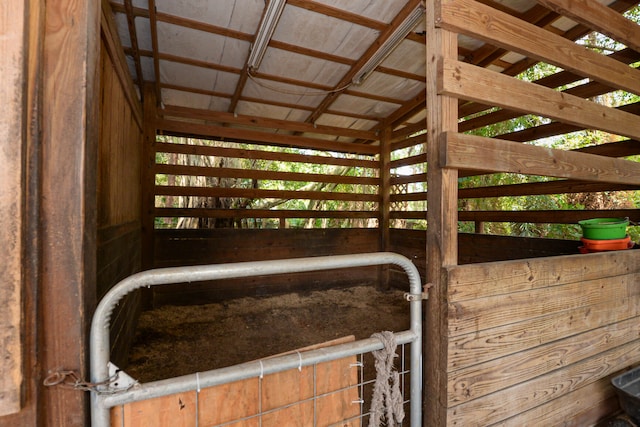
43,369,130,394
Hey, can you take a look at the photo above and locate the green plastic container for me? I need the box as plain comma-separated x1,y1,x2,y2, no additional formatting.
578,217,629,240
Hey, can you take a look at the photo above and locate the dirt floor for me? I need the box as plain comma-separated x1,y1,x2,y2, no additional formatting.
125,285,411,382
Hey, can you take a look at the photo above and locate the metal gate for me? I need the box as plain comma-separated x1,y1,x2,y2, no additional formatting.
90,252,423,426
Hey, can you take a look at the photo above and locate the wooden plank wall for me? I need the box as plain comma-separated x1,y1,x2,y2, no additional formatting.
152,228,380,305
427,1,640,425
387,230,581,288
444,250,640,426
152,123,380,229
97,2,144,368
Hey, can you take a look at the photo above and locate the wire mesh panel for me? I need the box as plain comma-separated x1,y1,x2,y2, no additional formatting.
109,342,411,427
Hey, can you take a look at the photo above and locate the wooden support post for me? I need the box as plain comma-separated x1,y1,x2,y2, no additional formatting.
40,0,101,425
425,1,459,425
0,1,43,424
141,84,158,272
0,0,29,417
379,127,392,290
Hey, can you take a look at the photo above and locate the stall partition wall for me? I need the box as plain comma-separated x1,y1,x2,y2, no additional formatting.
444,250,640,425
97,3,145,369
425,1,640,425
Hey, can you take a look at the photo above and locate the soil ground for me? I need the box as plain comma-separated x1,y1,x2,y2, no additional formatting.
125,285,411,382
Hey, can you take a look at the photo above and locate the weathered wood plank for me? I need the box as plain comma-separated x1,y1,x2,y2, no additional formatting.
161,105,378,142
447,338,640,426
448,315,640,405
154,207,378,220
159,119,380,156
389,153,426,169
449,273,634,336
448,249,640,302
142,84,158,270
154,163,379,186
440,59,640,141
492,375,618,427
152,228,380,303
537,0,640,54
458,208,640,224
425,2,459,425
448,290,640,370
442,131,640,185
154,185,379,203
40,0,100,424
0,0,27,415
459,179,639,199
438,0,640,96
100,0,142,127
155,142,378,167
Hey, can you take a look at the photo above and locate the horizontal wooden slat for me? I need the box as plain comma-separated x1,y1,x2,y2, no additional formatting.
458,208,640,223
390,124,426,145
154,142,379,168
490,375,618,427
390,192,427,202
155,185,379,202
154,208,378,219
440,59,640,141
448,313,640,405
159,119,380,156
438,0,640,96
161,105,378,142
389,153,426,169
448,291,640,370
441,132,640,185
537,0,640,54
447,338,640,425
389,210,426,220
458,179,639,199
448,272,633,336
390,173,426,186
154,164,380,186
448,249,640,302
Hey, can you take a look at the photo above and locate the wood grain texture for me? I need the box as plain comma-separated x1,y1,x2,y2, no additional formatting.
448,316,640,405
40,0,101,424
425,2,460,425
447,339,640,426
155,141,378,167
440,59,640,141
449,273,634,335
160,119,380,156
448,249,640,302
448,293,640,370
537,0,640,54
492,376,618,427
442,132,640,185
0,0,27,416
438,0,640,96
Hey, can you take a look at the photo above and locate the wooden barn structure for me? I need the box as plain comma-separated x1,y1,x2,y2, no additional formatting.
2,0,640,425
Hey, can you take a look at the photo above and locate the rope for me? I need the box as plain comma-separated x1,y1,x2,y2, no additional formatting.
369,331,405,427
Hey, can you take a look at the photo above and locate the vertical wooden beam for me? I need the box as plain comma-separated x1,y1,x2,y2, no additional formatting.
425,1,459,425
40,0,100,424
378,126,392,290
0,0,29,417
141,83,158,271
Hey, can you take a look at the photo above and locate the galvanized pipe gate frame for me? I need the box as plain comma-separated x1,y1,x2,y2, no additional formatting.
90,252,424,426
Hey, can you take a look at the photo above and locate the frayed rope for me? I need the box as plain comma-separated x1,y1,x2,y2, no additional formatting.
369,331,404,427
